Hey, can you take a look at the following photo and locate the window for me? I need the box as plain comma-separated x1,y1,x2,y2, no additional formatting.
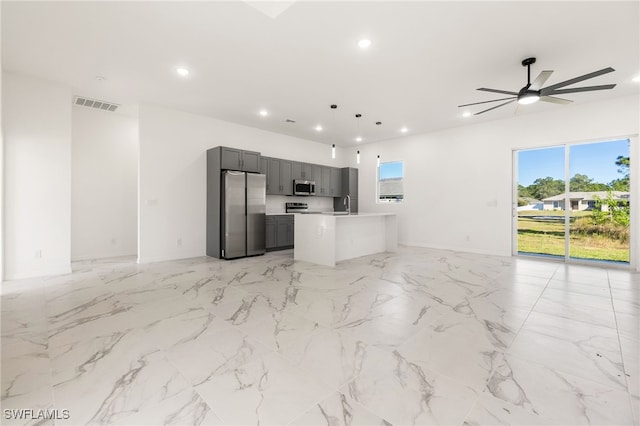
377,161,404,202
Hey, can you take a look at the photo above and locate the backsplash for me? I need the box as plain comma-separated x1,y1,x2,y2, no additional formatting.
266,195,333,214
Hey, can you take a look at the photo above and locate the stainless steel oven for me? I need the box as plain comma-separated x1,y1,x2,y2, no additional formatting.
293,180,316,196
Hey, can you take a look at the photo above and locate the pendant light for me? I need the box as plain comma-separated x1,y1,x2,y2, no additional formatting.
355,113,362,164
330,104,337,159
376,121,382,167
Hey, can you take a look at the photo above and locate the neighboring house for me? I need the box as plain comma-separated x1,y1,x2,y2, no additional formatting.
517,197,544,211
542,191,630,211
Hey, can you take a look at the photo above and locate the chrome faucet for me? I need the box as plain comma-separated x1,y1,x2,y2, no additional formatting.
344,194,351,214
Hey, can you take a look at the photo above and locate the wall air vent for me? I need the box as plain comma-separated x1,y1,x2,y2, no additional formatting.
73,96,119,112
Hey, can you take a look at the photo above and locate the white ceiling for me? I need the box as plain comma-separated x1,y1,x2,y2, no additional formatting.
2,1,638,146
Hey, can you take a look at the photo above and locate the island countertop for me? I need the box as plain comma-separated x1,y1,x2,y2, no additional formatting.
293,212,397,267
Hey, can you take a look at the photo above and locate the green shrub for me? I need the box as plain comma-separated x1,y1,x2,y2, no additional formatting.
571,217,629,243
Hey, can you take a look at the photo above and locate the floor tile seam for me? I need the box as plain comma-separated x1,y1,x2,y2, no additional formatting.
1,354,55,403
148,346,229,425
282,385,354,426
526,309,618,332
608,269,634,397
505,272,555,352
332,374,406,426
194,350,336,426
502,349,631,394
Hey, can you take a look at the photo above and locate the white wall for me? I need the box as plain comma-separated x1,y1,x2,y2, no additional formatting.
347,95,640,268
71,107,138,260
3,72,72,279
138,104,345,263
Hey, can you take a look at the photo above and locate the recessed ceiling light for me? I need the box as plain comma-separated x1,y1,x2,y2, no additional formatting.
259,110,268,117
315,125,323,132
176,67,190,76
356,137,362,142
358,39,372,49
400,127,408,133
633,75,640,83
462,111,472,118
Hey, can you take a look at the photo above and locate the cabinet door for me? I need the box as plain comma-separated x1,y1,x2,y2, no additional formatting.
221,147,242,170
280,160,293,195
266,217,277,249
276,218,290,247
287,218,294,246
321,166,331,196
350,197,358,214
330,167,342,197
242,150,261,173
291,162,304,180
302,163,313,180
259,157,269,192
268,158,281,195
349,169,358,198
311,165,323,190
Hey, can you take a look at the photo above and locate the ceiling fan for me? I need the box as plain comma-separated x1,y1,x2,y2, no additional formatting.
459,57,616,115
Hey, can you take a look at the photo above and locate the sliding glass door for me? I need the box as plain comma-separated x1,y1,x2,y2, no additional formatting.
515,139,631,264
516,147,566,258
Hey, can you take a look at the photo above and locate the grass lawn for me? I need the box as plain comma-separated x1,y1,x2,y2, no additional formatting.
517,211,629,262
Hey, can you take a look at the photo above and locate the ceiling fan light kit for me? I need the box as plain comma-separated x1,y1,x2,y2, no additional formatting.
459,57,616,115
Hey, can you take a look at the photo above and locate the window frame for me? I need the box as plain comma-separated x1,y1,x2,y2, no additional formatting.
377,160,404,203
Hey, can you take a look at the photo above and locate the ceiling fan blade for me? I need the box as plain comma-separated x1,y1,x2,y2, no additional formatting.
477,88,519,96
541,67,615,92
474,99,516,115
458,97,516,108
542,84,616,96
539,96,573,105
529,70,553,90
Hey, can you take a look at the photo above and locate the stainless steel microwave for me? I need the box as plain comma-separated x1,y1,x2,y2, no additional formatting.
293,180,316,196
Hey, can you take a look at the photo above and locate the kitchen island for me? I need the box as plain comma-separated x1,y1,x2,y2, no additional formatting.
294,212,397,267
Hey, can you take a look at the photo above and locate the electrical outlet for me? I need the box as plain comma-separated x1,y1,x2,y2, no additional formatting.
177,238,182,246
111,238,117,245
36,249,42,258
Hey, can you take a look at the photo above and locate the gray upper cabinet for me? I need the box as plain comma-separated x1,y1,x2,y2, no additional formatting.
220,147,260,172
280,160,293,195
260,156,270,192
265,158,293,195
311,164,322,188
292,162,313,181
321,166,331,196
213,146,347,198
330,167,342,197
267,158,281,195
260,156,269,175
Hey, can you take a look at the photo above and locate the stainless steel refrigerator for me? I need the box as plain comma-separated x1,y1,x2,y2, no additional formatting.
221,171,266,259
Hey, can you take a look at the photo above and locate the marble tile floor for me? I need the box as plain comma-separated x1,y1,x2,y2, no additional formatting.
1,246,638,426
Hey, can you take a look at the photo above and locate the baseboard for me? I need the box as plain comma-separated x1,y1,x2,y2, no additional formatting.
4,265,73,281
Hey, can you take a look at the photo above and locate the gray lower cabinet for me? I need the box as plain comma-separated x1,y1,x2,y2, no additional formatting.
266,215,294,251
